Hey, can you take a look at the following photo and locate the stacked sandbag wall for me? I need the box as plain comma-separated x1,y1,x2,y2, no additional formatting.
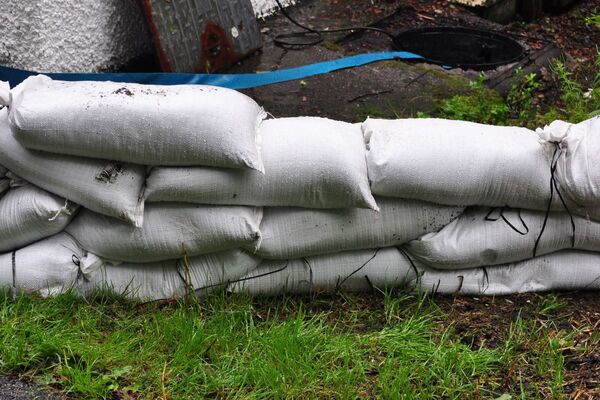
0,74,599,300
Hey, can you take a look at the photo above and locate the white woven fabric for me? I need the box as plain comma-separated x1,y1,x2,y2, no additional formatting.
78,249,261,300
0,233,84,296
257,198,463,259
364,118,553,209
230,248,414,295
7,75,265,170
0,108,145,226
145,117,378,210
537,117,600,214
406,207,600,269
0,185,78,252
66,204,263,263
419,250,600,295
231,247,600,296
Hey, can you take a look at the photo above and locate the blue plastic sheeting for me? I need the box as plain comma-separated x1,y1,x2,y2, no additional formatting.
0,51,422,89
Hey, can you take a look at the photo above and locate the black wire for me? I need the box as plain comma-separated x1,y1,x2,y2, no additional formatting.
398,247,420,280
336,248,381,289
300,257,315,291
532,143,576,258
272,0,396,48
193,261,291,293
481,266,490,293
484,206,529,235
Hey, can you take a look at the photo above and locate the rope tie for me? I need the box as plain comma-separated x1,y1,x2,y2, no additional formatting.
533,143,576,258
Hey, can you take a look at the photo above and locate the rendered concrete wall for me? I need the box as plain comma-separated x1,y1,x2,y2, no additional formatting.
0,0,154,72
0,0,294,73
252,0,296,18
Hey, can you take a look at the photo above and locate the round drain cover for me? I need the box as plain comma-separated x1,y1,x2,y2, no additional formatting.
393,27,524,70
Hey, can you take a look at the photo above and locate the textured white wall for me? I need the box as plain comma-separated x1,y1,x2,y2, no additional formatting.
0,0,153,72
251,0,296,18
0,0,294,72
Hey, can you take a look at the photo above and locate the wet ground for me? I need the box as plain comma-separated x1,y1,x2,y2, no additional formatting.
0,376,64,400
230,0,598,119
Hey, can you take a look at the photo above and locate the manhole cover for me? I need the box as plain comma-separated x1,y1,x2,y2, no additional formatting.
393,26,524,70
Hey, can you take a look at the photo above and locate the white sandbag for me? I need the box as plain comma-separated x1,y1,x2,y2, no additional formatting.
419,250,600,295
0,233,84,296
78,249,261,300
230,248,417,295
258,198,464,259
66,204,262,263
537,117,600,211
6,75,265,170
406,207,600,269
231,247,600,297
364,118,554,209
0,108,145,226
145,117,378,210
0,185,79,252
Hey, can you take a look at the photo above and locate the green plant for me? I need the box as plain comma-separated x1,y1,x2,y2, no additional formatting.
584,14,600,29
549,54,600,122
437,73,509,125
507,68,541,123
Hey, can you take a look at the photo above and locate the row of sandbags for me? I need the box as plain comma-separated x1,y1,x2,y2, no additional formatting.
2,76,599,225
6,232,600,299
5,176,600,298
1,75,600,299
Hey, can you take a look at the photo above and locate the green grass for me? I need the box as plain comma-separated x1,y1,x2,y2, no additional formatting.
434,52,600,128
0,290,586,399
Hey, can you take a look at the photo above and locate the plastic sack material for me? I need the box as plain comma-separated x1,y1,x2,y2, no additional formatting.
419,250,600,295
78,249,261,300
145,117,378,210
537,117,600,214
230,247,416,295
405,207,600,269
0,108,145,226
363,118,555,210
66,204,262,263
231,247,600,296
257,198,464,259
0,185,79,252
6,75,265,170
0,233,84,296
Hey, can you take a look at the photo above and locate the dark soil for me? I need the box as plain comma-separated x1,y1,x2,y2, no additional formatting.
250,290,600,398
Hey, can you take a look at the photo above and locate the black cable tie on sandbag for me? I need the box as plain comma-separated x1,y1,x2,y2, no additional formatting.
398,247,421,280
71,254,83,281
533,143,576,258
174,259,188,287
484,206,529,235
11,251,16,300
300,257,314,293
481,266,490,293
195,261,291,292
337,248,381,289
453,275,464,296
